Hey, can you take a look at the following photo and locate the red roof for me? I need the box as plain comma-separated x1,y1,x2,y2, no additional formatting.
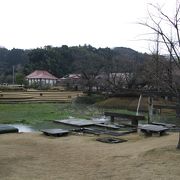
26,70,58,80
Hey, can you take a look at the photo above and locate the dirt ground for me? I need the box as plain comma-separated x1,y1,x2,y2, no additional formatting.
0,132,180,180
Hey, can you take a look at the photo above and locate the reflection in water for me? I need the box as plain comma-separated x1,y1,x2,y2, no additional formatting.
91,116,110,124
8,114,180,133
8,124,35,132
32,121,78,131
9,122,77,133
8,116,110,133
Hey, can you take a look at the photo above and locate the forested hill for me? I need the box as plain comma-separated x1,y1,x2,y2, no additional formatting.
113,47,147,62
0,45,151,83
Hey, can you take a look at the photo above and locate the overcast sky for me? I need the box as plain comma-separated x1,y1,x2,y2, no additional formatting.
0,0,176,53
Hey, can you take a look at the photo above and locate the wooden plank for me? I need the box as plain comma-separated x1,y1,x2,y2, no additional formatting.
41,129,69,137
54,119,96,127
0,125,19,134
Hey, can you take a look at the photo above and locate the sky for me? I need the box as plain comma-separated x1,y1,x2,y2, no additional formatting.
0,0,176,53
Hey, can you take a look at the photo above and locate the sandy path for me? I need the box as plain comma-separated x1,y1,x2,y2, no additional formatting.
0,132,180,180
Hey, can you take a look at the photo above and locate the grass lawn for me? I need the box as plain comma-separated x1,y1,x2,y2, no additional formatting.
0,103,71,124
0,101,178,126
0,103,64,124
0,103,106,125
0,102,143,125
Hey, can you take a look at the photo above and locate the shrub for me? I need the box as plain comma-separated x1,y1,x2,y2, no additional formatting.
75,94,106,104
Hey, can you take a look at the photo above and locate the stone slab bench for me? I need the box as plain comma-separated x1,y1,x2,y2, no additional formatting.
41,129,69,137
138,124,169,136
104,112,146,126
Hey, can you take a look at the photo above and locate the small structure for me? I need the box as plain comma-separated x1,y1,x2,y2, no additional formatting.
41,129,69,137
0,125,18,134
104,112,145,127
59,74,82,90
138,124,168,136
26,70,58,86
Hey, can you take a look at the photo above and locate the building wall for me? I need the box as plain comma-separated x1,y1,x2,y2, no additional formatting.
27,78,57,86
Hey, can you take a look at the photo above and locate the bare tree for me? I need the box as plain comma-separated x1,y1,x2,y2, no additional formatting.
142,33,170,92
74,54,105,94
139,1,180,94
139,0,180,149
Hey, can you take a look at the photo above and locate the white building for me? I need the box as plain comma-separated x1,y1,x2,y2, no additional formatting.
26,70,58,86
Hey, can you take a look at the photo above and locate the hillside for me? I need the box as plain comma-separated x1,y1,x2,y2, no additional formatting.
113,47,149,62
0,45,151,84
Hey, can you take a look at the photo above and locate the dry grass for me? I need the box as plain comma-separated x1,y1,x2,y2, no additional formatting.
0,91,83,103
98,97,176,112
0,132,180,180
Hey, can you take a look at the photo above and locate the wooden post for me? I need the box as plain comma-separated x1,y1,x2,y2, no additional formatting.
148,96,153,124
177,132,180,149
111,116,115,124
136,94,142,116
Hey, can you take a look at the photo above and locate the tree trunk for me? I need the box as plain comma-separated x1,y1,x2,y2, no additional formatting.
177,132,180,149
176,105,180,118
176,95,180,118
87,82,93,95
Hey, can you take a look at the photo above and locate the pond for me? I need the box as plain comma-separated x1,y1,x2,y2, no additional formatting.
7,113,180,133
8,116,110,133
7,124,36,133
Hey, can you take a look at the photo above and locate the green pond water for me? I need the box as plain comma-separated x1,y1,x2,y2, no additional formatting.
8,116,111,132
8,113,180,133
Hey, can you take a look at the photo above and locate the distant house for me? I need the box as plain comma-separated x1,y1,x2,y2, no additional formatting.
26,70,58,86
59,74,82,90
60,74,81,80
